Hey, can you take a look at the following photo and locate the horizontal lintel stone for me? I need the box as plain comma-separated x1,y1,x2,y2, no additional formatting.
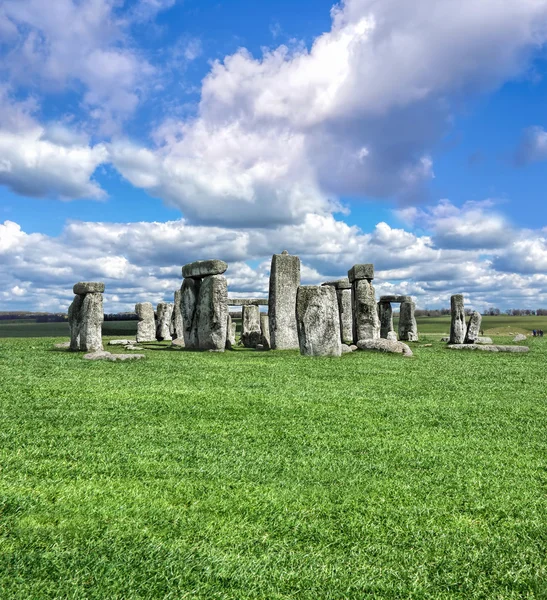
182,259,228,279
348,264,374,283
73,282,105,294
227,298,268,306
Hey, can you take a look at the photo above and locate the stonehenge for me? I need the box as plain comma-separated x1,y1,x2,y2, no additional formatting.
181,260,228,351
68,282,104,352
156,302,174,341
398,300,418,342
449,294,466,344
464,311,482,344
296,285,342,357
322,278,352,343
226,314,236,350
350,264,380,343
136,302,156,343
269,251,301,350
241,304,262,348
172,289,184,342
260,314,271,349
377,295,417,342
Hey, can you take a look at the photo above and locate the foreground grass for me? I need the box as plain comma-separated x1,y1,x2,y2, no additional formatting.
0,336,546,598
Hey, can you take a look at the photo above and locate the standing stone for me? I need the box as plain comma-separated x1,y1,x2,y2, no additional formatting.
269,251,300,350
296,286,342,357
135,302,156,343
172,289,184,342
241,305,262,348
195,274,228,351
352,279,380,342
260,314,271,350
68,294,83,351
399,301,418,342
226,314,236,349
181,278,201,349
322,278,352,343
80,293,104,352
464,311,482,344
449,294,466,344
379,301,394,339
156,303,174,341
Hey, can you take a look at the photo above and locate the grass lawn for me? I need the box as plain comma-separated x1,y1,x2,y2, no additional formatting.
0,335,545,598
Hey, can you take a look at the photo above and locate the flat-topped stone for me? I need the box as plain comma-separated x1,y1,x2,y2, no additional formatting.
108,339,135,346
84,351,145,361
447,344,529,353
348,264,374,283
182,259,227,279
379,295,412,303
73,282,105,294
357,338,413,357
321,278,352,290
227,298,268,306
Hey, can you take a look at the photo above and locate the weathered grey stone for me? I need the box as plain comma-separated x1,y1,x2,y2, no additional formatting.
73,281,105,295
181,278,200,349
195,274,228,351
296,285,342,357
399,301,418,342
341,344,352,354
476,337,493,345
337,288,353,343
80,293,103,352
348,264,374,283
449,294,466,344
182,259,228,279
380,295,412,303
269,251,300,350
241,305,262,348
349,344,358,352
135,302,156,343
227,298,268,306
379,301,394,339
171,338,186,347
513,334,527,342
352,279,380,342
356,338,413,357
83,350,145,361
172,289,184,342
260,314,271,350
68,294,84,351
387,331,398,341
156,302,174,341
464,311,482,344
108,339,135,346
54,341,71,349
226,314,236,350
447,344,529,353
125,345,144,351
322,278,352,290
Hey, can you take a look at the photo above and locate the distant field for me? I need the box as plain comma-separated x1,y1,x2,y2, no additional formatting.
0,320,137,338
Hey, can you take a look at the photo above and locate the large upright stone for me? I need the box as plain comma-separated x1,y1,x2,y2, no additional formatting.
464,311,482,344
399,301,418,342
348,264,374,283
135,302,156,343
241,305,262,348
182,260,228,279
449,294,466,344
296,285,342,357
268,251,300,350
352,279,380,342
172,289,184,342
226,314,236,350
195,274,228,351
80,293,104,352
156,302,174,341
260,314,271,350
181,278,200,349
73,282,105,295
378,301,394,339
322,278,352,343
68,294,84,351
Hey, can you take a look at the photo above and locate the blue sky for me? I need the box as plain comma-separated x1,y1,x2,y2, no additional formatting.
1,0,547,312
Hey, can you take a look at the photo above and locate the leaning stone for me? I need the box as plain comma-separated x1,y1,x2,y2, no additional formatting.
80,293,103,353
108,339,135,346
181,278,200,349
260,314,271,350
387,331,398,342
357,338,413,357
269,251,301,350
68,294,83,351
399,301,418,342
54,341,71,349
73,282,105,295
135,302,156,343
476,337,493,344
296,285,342,357
352,279,380,342
182,259,228,279
449,294,466,344
241,305,262,348
513,334,527,342
447,344,529,353
379,301,394,339
464,311,482,344
196,274,228,351
156,303,174,341
348,264,374,283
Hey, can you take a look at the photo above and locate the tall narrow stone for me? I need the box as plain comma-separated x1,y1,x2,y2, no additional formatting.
268,251,300,350
226,314,236,349
196,274,228,351
260,314,271,350
322,278,352,343
80,293,104,352
241,305,262,348
464,311,482,344
296,285,341,357
352,279,380,342
171,289,184,342
68,294,83,351
449,294,466,344
399,301,418,342
135,302,156,343
379,301,394,339
181,278,200,349
156,302,174,341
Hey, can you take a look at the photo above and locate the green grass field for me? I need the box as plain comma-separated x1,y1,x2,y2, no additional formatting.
0,332,545,598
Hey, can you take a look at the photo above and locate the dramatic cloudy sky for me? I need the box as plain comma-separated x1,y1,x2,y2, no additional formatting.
1,0,547,312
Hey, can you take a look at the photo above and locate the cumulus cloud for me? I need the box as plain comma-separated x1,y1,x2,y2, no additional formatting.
111,0,547,226
515,126,547,165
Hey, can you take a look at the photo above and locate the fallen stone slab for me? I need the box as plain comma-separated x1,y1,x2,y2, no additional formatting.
108,339,135,346
182,259,228,279
83,351,145,361
54,341,71,349
357,338,413,357
348,264,374,283
125,345,144,351
513,334,527,342
73,282,105,295
447,344,529,353
476,337,493,344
